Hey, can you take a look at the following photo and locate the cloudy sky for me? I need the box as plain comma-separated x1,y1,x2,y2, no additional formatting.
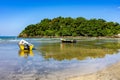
0,0,120,36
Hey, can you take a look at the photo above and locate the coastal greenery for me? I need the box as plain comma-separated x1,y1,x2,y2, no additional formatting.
19,16,120,37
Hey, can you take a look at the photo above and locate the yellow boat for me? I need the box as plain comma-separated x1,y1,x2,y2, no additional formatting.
19,39,34,50
19,44,34,50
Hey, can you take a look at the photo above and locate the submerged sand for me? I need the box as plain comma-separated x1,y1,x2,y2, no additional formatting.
68,61,120,80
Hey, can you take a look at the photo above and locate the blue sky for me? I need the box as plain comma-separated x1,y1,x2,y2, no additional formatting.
0,0,120,36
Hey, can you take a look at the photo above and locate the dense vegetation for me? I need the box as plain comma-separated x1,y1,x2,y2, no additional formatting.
19,16,120,37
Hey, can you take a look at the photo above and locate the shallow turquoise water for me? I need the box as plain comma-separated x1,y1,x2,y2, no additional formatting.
0,37,120,80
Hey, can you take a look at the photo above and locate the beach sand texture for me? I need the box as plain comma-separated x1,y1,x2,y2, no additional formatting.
69,62,120,80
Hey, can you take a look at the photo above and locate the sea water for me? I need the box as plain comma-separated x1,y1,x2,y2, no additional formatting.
0,36,120,80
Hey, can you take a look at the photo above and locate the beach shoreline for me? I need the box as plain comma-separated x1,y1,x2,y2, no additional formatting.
68,61,120,80
18,36,120,40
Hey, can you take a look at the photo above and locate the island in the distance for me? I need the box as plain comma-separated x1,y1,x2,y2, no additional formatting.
18,16,120,38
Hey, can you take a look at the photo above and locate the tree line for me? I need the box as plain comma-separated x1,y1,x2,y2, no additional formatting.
18,16,120,37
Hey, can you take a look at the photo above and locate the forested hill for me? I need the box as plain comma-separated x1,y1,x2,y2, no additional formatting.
18,16,120,37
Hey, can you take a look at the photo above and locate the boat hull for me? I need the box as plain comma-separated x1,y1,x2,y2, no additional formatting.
19,44,34,50
61,40,76,43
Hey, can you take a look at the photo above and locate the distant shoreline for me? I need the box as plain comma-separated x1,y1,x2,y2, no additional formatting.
18,36,120,39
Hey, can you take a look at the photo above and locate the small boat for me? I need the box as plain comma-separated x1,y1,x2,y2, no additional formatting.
61,38,76,43
18,39,34,50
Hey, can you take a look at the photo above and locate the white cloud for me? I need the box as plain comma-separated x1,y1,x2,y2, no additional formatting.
118,7,120,9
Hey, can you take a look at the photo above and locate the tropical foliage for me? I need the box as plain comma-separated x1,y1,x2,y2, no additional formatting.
19,16,120,37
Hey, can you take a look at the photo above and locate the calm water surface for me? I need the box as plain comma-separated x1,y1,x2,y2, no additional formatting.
0,36,120,80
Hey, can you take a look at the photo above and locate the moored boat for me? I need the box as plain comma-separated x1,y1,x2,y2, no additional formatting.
61,38,76,43
18,39,34,50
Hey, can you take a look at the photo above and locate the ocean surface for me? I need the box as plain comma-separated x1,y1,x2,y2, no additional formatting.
0,36,120,80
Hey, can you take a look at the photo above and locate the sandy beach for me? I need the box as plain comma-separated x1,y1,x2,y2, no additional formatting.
68,61,120,80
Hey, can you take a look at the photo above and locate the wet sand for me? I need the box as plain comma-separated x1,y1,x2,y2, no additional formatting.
68,61,120,80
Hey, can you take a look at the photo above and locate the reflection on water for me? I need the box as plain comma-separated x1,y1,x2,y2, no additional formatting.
18,50,34,58
0,38,120,80
39,40,120,61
